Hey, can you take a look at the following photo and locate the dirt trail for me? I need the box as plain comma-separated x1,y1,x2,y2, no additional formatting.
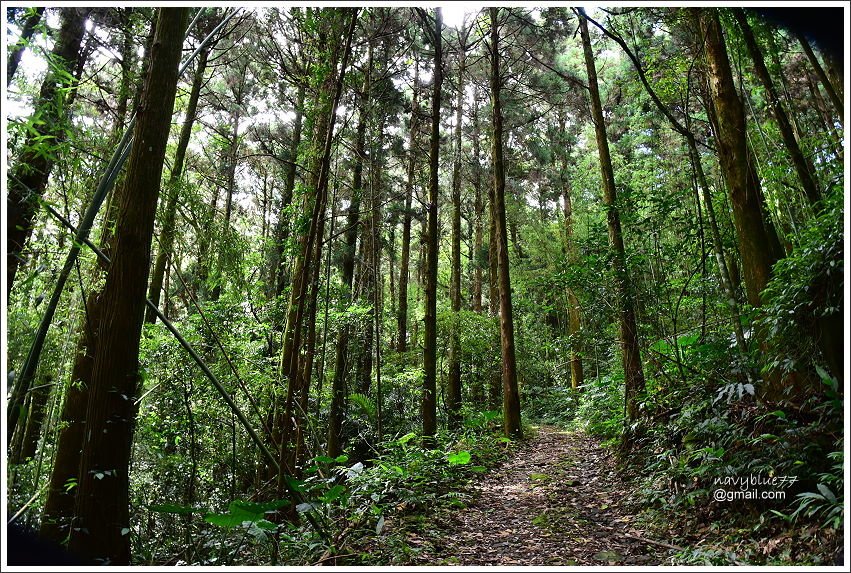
406,426,674,566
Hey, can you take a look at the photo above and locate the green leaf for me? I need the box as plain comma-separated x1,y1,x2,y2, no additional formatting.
447,451,472,465
816,484,836,503
283,475,307,493
469,465,487,473
204,512,248,528
320,484,346,503
397,432,417,445
254,519,277,531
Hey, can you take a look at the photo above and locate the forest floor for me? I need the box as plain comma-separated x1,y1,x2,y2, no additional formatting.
399,426,675,566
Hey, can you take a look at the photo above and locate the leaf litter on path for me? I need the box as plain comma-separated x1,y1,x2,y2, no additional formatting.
405,426,672,566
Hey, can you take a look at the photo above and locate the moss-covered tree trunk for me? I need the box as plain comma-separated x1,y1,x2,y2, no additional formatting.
697,9,781,308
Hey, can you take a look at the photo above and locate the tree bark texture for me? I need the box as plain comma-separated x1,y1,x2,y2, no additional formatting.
697,9,781,307
447,34,466,429
66,9,187,564
422,7,442,444
490,8,522,438
579,13,646,425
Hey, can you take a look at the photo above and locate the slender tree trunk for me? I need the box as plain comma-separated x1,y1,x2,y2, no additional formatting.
146,47,209,322
7,8,88,293
447,35,467,429
358,197,376,395
40,358,93,545
697,9,781,308
560,157,584,391
7,7,45,85
327,40,371,458
66,9,187,564
796,32,844,125
397,59,419,352
272,84,306,298
295,197,327,471
579,13,645,428
686,133,747,353
490,8,522,438
735,12,820,206
210,104,242,302
277,9,356,482
471,91,484,314
195,187,219,300
422,7,443,445
9,375,52,464
487,143,501,412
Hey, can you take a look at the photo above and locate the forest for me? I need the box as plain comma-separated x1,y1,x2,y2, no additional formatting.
3,4,846,567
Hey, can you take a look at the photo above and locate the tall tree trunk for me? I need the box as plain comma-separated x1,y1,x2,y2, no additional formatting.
7,8,88,293
295,195,328,471
66,9,187,564
397,59,419,352
697,8,781,308
422,7,443,444
471,90,484,314
40,348,94,545
734,11,820,206
146,46,209,322
686,133,748,354
271,84,306,298
9,375,52,464
195,187,219,300
559,134,584,391
327,39,371,459
276,9,356,485
210,103,242,302
487,141,501,412
7,7,45,85
579,13,645,429
490,8,522,439
447,33,467,430
796,32,844,125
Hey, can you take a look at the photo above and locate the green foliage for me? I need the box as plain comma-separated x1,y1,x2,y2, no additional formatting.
756,187,843,379
203,499,287,530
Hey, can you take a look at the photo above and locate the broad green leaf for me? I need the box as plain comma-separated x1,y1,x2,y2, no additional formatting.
204,512,248,528
447,451,471,465
320,484,346,503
